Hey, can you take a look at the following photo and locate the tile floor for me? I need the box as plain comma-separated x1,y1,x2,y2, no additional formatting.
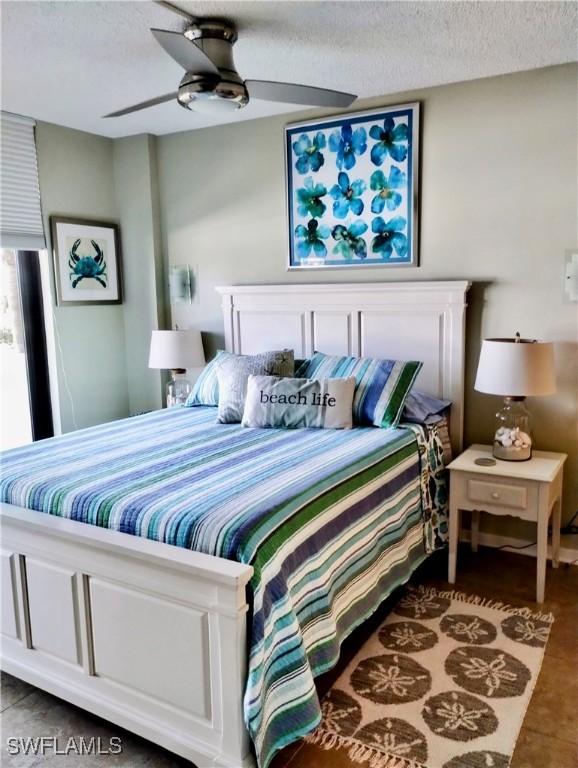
1,546,577,768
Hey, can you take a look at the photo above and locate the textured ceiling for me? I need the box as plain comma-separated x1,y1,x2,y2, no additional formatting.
1,1,576,138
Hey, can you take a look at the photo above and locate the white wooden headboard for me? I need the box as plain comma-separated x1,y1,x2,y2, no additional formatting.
216,281,470,451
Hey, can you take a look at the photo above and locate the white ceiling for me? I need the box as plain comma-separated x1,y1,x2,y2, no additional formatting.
1,1,576,138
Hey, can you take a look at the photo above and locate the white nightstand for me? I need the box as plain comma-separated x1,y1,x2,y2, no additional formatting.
447,444,567,603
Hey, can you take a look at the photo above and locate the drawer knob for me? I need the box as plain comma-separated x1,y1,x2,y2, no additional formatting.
491,491,500,499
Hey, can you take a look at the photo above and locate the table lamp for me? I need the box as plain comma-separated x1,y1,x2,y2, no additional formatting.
474,333,556,461
148,329,205,407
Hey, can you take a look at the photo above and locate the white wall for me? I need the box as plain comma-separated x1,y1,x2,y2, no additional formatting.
156,64,578,530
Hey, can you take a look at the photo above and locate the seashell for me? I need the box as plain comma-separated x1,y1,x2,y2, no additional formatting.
518,431,531,444
496,427,508,436
514,439,522,447
502,437,513,447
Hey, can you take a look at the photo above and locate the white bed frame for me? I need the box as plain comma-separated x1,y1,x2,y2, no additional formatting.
1,281,469,768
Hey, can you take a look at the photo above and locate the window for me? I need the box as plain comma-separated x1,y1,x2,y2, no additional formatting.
1,113,53,447
0,249,53,448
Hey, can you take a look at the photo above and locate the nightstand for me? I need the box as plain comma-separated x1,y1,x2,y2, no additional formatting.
447,444,567,602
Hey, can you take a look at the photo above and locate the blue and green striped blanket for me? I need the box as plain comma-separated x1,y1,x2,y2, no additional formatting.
0,407,447,767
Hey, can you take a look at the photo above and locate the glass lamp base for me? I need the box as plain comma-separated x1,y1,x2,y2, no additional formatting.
493,439,532,461
493,397,532,461
166,370,191,407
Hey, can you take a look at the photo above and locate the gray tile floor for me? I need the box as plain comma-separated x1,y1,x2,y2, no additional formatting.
1,673,192,767
2,549,577,768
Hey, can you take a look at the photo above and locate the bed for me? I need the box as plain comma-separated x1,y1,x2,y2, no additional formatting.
0,281,469,768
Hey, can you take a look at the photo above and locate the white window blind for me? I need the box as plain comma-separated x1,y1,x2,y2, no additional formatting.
1,112,45,249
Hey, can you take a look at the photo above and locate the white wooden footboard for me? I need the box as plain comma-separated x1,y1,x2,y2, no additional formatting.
0,503,255,768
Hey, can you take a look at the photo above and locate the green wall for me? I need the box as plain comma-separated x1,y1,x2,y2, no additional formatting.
113,134,166,415
155,64,578,531
35,64,577,539
36,124,167,430
36,123,130,431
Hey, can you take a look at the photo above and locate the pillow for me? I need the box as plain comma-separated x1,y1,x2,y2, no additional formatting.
242,375,355,429
216,351,295,423
186,349,294,408
185,349,227,406
402,389,452,424
296,352,422,428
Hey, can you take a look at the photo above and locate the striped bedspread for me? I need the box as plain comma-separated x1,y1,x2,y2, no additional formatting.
0,407,447,767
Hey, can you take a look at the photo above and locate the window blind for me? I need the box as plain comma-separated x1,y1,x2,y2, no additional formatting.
1,112,45,249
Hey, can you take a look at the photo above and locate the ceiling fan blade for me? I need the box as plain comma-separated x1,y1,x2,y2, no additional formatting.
151,28,219,74
103,92,178,118
246,80,356,108
153,0,195,22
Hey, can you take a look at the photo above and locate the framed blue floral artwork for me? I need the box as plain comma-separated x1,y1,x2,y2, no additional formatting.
285,103,420,270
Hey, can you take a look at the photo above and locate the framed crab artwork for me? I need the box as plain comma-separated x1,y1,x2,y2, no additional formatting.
50,217,122,305
285,102,420,270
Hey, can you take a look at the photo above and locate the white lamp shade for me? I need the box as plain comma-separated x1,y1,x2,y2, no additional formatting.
474,338,556,397
148,330,205,370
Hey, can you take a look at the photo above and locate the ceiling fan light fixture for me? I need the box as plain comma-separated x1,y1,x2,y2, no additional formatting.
177,74,249,113
184,93,243,114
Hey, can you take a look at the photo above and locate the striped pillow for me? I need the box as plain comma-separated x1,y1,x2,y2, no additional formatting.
296,352,422,428
185,350,227,406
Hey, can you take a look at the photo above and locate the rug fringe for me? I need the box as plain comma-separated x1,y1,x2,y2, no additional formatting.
305,728,425,768
408,585,554,623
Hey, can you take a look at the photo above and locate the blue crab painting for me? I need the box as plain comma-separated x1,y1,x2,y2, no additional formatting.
69,238,107,288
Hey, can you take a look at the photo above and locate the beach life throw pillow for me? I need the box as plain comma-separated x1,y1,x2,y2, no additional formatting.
241,375,356,429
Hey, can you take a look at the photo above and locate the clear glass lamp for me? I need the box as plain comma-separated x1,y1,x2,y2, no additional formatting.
148,329,206,407
474,334,556,461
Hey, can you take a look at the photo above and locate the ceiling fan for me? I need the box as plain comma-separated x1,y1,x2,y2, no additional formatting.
104,0,357,118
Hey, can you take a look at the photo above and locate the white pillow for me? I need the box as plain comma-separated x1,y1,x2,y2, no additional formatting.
241,375,355,429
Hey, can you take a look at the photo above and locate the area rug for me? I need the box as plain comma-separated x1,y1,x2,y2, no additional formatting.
306,585,553,768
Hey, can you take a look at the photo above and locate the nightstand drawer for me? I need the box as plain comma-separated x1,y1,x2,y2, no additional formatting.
467,479,527,510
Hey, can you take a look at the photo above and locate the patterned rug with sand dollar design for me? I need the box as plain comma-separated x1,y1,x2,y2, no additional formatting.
306,585,553,768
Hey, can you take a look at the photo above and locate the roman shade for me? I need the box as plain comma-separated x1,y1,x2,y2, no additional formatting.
0,112,45,249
